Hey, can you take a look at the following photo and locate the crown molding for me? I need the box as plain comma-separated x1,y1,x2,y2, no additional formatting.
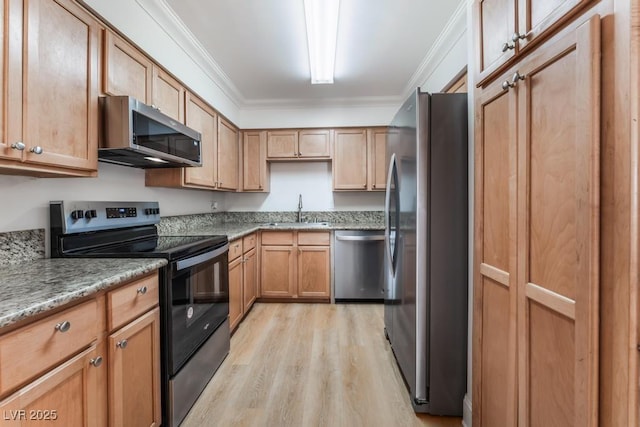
134,0,246,107
401,1,467,98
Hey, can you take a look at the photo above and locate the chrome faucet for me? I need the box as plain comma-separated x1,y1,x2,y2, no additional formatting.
297,194,303,222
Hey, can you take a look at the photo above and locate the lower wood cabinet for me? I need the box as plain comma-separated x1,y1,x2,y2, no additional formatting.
0,271,161,427
108,308,161,427
228,233,258,332
0,344,101,426
260,231,330,300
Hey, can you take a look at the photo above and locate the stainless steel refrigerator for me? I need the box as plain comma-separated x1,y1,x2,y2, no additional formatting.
384,89,467,416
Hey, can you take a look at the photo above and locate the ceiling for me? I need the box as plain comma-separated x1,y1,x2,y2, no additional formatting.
153,0,465,107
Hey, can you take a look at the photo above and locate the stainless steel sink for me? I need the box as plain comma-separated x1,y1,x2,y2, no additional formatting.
261,221,330,227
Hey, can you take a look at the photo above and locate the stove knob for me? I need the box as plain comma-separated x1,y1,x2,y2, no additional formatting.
144,208,152,215
71,210,84,220
154,208,160,215
85,209,97,219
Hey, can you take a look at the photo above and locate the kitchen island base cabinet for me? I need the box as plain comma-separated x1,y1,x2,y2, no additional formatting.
260,231,331,301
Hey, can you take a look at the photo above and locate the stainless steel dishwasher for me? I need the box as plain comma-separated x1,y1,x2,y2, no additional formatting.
334,230,385,301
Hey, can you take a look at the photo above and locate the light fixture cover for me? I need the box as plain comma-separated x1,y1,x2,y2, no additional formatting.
304,0,340,84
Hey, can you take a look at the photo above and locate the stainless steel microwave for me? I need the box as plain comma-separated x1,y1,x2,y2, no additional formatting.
98,95,202,168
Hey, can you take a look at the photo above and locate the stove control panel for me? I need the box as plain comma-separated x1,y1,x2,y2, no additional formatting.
50,201,161,234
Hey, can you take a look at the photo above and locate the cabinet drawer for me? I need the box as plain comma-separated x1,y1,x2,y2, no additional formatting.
229,239,243,261
0,299,98,396
298,231,331,246
261,231,294,246
108,273,159,332
243,233,257,252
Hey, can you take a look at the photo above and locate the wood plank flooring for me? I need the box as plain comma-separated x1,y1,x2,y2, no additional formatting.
182,303,462,427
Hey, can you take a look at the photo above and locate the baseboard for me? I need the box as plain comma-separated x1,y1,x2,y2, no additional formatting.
462,394,472,427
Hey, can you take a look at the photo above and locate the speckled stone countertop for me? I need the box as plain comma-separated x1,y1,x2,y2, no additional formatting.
0,258,167,329
162,221,384,241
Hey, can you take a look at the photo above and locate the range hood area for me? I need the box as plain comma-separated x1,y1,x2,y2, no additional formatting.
98,96,202,169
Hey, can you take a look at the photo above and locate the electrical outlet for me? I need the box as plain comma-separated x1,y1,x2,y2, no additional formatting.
211,201,218,211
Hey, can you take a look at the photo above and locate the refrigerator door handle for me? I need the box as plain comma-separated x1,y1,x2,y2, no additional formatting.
384,153,399,276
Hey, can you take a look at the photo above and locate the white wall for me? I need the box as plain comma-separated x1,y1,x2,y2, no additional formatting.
225,162,384,211
0,163,225,233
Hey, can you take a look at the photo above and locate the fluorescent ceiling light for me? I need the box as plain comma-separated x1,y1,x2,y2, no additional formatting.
304,0,340,84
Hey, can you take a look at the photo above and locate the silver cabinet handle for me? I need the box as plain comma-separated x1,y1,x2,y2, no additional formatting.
512,71,526,83
117,339,128,349
30,146,43,154
502,80,515,90
137,286,148,295
55,321,71,332
335,235,385,242
512,32,528,43
11,142,25,151
501,41,515,52
90,356,103,367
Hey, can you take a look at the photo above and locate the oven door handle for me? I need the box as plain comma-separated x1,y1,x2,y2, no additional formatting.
176,243,229,271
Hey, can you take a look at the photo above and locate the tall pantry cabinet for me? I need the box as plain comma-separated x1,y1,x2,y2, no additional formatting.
472,1,608,425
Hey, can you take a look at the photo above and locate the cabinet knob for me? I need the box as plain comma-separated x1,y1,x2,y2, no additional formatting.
30,146,43,155
137,286,148,295
116,339,128,349
511,32,528,43
512,71,526,83
501,41,515,52
298,152,302,156
55,321,71,333
502,80,515,91
90,356,103,367
10,142,25,151
372,184,376,189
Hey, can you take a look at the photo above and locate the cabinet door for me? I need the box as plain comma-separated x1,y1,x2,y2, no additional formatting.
103,30,152,103
0,0,20,162
260,246,295,297
298,129,331,158
152,66,184,123
474,0,517,82
297,246,330,299
517,0,592,50
22,0,99,172
473,72,518,427
266,130,298,158
243,248,258,312
243,131,268,191
368,128,388,191
516,17,599,426
109,308,161,427
184,93,217,188
217,118,239,191
229,257,243,331
0,345,101,427
333,129,368,190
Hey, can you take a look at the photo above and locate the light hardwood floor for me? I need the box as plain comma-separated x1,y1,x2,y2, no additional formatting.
182,303,462,427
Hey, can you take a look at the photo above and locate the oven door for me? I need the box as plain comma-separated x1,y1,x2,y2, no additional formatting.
168,243,229,375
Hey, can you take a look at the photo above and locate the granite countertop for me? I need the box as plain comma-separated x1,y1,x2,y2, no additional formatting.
162,221,384,241
0,258,167,329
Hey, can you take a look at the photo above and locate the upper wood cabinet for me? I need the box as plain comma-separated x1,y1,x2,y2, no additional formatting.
333,128,368,190
217,117,239,191
0,0,100,177
474,0,593,85
152,66,185,123
333,128,387,191
266,129,331,160
242,130,269,192
473,16,601,426
367,128,388,191
103,30,152,103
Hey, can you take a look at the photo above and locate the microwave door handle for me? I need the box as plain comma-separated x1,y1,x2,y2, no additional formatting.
176,243,229,271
